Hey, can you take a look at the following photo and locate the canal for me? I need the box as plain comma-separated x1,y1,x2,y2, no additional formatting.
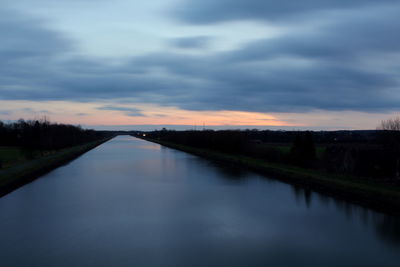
0,136,399,266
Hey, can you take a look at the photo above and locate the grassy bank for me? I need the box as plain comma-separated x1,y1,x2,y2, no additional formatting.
0,137,112,197
0,147,60,169
142,137,400,215
260,143,326,159
0,146,24,168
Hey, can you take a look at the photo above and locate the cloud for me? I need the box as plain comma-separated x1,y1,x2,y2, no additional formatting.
170,36,211,49
97,106,146,117
1,4,400,115
19,108,52,115
0,110,11,115
222,8,400,63
0,9,71,57
173,0,398,24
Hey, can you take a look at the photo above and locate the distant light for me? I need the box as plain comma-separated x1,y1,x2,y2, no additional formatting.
143,134,146,137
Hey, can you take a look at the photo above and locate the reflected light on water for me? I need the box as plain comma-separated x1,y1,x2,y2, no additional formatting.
137,144,161,150
0,136,399,266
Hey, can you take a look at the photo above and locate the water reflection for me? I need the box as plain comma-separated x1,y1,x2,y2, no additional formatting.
137,144,161,150
193,159,250,183
0,136,399,266
158,141,400,250
290,184,400,248
377,216,400,246
291,185,313,208
164,142,400,250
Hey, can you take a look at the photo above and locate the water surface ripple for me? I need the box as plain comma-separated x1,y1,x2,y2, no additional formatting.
1,136,399,266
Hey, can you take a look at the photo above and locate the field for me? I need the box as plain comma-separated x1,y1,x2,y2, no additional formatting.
256,143,326,159
0,147,25,169
0,147,57,169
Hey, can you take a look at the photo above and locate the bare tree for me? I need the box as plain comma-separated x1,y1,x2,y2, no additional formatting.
378,117,400,179
377,117,400,131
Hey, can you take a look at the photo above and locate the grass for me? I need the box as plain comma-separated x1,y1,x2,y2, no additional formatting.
0,147,24,168
0,147,58,169
261,143,326,159
143,138,400,215
0,138,112,197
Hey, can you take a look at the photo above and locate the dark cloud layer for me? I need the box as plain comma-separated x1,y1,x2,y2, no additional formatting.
1,3,400,114
170,36,211,49
97,106,145,117
173,0,398,24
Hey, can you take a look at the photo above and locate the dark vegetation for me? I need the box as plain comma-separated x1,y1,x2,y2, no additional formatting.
0,119,110,150
0,118,115,196
137,128,400,182
0,119,113,168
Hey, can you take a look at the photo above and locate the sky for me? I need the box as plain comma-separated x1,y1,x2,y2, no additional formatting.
1,0,400,130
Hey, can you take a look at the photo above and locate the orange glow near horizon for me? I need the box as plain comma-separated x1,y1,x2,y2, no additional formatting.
119,109,296,127
0,100,297,127
1,100,398,130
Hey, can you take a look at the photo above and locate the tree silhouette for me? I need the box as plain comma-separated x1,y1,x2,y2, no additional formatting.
290,131,316,166
377,117,400,131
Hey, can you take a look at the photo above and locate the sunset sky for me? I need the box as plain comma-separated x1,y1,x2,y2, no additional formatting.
1,0,399,130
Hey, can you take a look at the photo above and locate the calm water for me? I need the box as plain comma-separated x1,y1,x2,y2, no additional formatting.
0,136,399,266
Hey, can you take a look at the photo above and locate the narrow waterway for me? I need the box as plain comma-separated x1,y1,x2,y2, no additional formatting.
0,136,399,266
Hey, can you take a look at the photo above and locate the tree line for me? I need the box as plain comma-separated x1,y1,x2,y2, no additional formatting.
0,119,111,151
140,128,400,181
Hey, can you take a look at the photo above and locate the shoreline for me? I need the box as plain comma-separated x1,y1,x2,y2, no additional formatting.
0,137,113,197
141,137,400,215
